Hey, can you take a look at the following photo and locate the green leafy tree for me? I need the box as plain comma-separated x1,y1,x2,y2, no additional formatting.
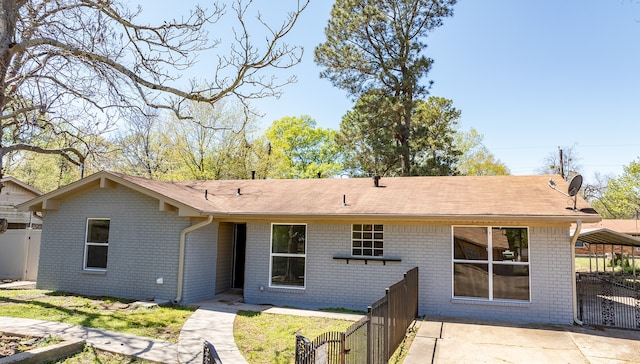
591,159,640,219
3,130,113,192
112,109,171,179
338,93,461,176
4,152,79,193
113,99,261,181
337,90,399,176
456,128,509,176
164,99,258,180
265,116,343,178
315,0,456,175
409,96,461,175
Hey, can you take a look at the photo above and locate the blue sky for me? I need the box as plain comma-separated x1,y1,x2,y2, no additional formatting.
139,1,640,182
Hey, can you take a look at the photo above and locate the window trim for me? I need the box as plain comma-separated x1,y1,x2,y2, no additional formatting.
269,223,307,290
351,223,384,257
451,226,531,302
83,218,110,271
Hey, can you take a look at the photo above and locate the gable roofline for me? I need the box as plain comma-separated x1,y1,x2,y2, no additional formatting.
17,171,202,217
1,176,43,196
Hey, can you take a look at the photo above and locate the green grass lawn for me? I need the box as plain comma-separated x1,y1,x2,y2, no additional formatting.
234,310,415,364
575,256,640,273
0,289,194,342
234,310,354,364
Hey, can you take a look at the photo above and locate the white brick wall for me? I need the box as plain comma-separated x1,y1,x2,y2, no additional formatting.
244,223,407,309
244,222,575,324
182,222,218,302
37,185,191,302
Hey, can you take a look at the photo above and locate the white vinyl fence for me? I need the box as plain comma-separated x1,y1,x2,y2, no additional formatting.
0,229,41,281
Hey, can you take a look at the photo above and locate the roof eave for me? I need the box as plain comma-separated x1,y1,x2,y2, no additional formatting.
209,212,601,224
1,176,43,196
577,228,640,246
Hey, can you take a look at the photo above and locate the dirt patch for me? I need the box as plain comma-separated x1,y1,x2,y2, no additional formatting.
101,301,132,311
0,332,59,358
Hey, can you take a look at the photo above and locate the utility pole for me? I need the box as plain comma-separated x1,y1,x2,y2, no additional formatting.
558,147,565,180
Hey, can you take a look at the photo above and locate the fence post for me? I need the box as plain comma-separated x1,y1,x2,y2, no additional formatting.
403,271,409,329
415,267,419,319
367,306,372,364
295,334,312,364
340,332,346,364
385,287,390,362
203,340,222,364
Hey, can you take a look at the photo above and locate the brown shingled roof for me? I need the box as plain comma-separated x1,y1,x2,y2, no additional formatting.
579,219,640,236
19,171,601,223
106,171,600,221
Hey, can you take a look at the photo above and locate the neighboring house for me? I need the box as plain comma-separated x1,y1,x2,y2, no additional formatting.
574,219,640,256
0,176,42,281
18,171,601,325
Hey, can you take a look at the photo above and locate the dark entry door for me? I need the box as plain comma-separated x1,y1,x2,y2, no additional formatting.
232,223,246,289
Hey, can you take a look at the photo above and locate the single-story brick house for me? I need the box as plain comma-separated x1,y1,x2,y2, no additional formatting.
18,171,601,324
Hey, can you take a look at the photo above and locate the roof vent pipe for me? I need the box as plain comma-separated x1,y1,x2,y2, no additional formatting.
204,189,208,200
237,188,241,196
342,194,347,207
317,172,321,178
251,170,256,180
373,176,380,187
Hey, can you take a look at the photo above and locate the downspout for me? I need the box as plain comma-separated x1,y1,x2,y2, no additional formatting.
22,228,32,281
570,220,582,325
174,215,214,303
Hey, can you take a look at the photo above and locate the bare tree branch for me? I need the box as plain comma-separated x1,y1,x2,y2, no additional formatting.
4,142,84,166
0,0,309,188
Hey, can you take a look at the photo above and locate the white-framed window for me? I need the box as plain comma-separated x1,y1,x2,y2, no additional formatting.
84,218,110,270
352,224,384,256
575,241,586,248
452,226,530,301
270,224,306,288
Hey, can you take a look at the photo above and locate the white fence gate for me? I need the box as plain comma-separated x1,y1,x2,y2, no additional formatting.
0,229,41,281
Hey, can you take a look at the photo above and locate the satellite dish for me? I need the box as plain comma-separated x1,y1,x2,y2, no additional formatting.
567,174,583,197
548,174,583,211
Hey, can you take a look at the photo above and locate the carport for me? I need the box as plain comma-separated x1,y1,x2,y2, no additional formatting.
574,227,640,330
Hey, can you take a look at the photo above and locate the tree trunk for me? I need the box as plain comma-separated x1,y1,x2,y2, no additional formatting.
399,97,413,176
0,0,18,190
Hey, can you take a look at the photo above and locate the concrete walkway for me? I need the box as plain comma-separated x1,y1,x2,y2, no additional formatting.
404,316,640,364
0,281,35,289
